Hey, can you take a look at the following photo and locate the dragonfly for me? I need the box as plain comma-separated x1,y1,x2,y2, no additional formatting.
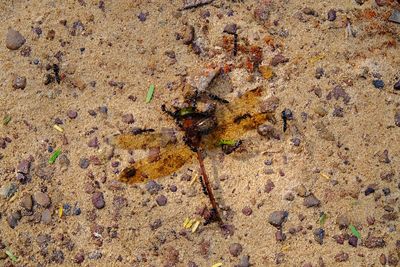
113,86,275,184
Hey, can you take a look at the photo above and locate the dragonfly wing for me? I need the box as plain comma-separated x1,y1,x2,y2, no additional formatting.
119,143,194,184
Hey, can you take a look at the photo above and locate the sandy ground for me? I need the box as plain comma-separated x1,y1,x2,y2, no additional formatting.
1,0,400,266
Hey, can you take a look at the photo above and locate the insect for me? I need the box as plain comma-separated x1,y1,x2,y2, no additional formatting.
113,85,276,223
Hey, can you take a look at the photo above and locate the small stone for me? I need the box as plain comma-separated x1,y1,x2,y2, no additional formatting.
284,192,294,201
257,124,280,139
67,110,78,119
336,215,349,229
254,2,270,23
7,212,21,228
373,79,384,89
34,191,51,207
79,158,90,169
395,111,400,127
313,228,325,244
17,159,31,174
242,206,253,216
394,80,400,90
74,253,85,264
41,209,52,224
92,192,105,209
379,254,387,265
327,9,337,21
169,184,177,192
291,137,301,146
364,187,375,196
0,183,17,199
268,210,288,228
335,252,349,262
150,219,162,230
182,25,194,45
223,23,237,34
260,96,280,113
236,255,251,267
275,229,286,241
303,194,320,207
12,76,27,89
314,106,328,117
270,54,289,66
348,235,358,247
264,179,275,193
364,236,386,248
315,67,324,79
295,184,308,197
332,106,344,117
303,7,317,16
375,0,386,6
122,113,135,124
88,137,99,148
138,12,148,22
229,243,243,257
145,180,162,194
88,250,102,260
6,29,26,50
20,194,33,211
379,149,390,163
156,195,167,206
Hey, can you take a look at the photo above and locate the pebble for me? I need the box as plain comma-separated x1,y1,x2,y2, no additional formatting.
138,12,148,22
264,179,275,193
394,80,400,90
34,191,51,207
156,195,167,206
268,210,288,228
364,187,375,196
373,79,384,89
336,215,349,229
145,180,162,194
223,23,237,35
327,9,337,21
17,159,31,174
169,184,177,192
6,29,26,50
67,110,78,119
74,253,85,264
88,250,102,260
284,192,294,201
303,194,320,207
379,254,387,265
395,111,400,127
229,243,243,257
260,96,280,113
7,211,21,228
88,137,99,148
254,1,270,22
364,236,386,248
235,255,251,267
20,194,33,211
122,113,135,124
150,219,162,230
275,229,286,241
313,228,325,244
295,184,308,197
41,209,52,224
257,124,280,139
315,67,324,79
332,106,344,117
12,76,27,89
334,252,349,262
0,183,17,199
92,192,105,209
242,206,253,216
99,106,108,114
348,236,358,247
79,158,90,169
270,54,289,66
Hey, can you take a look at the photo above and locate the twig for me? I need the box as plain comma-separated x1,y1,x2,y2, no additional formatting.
196,149,222,224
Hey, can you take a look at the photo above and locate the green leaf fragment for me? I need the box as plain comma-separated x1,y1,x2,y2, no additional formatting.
179,107,194,116
48,149,61,164
349,224,361,239
3,115,11,126
5,250,18,262
319,213,327,225
146,84,155,103
218,139,237,146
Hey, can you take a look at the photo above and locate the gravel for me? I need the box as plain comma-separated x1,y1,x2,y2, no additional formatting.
122,113,135,124
92,192,105,209
145,180,162,194
303,194,320,207
20,194,33,211
268,210,288,228
12,76,27,89
156,195,167,206
6,28,26,50
34,191,51,207
327,9,337,21
67,110,78,119
229,243,243,257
